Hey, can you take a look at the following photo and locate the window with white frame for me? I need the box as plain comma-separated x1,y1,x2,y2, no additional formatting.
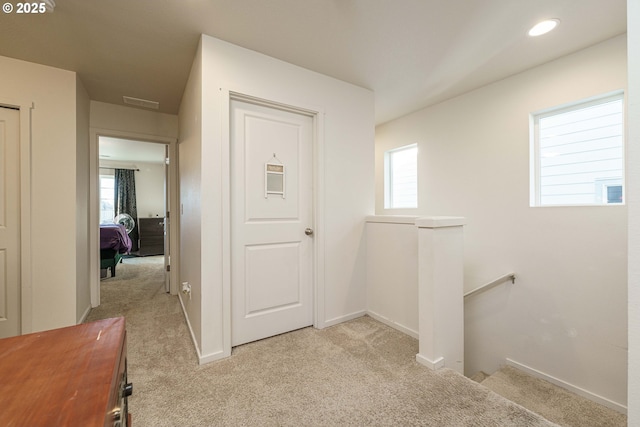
100,174,116,224
384,144,418,209
531,92,624,206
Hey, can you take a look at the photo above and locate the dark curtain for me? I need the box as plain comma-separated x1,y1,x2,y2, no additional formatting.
114,169,139,252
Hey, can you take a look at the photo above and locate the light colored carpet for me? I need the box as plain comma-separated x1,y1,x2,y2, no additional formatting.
86,258,557,426
481,366,626,427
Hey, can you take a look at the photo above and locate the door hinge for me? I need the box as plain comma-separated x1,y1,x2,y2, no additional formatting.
166,264,171,272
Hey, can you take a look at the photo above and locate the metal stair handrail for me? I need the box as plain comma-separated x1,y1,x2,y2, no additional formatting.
464,273,516,299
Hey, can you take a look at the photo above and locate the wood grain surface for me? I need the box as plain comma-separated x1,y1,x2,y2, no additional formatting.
0,317,126,427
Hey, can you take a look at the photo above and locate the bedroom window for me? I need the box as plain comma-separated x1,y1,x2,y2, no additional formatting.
530,92,624,206
384,144,418,209
100,174,115,224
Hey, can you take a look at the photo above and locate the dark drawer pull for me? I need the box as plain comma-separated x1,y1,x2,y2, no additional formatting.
123,383,133,397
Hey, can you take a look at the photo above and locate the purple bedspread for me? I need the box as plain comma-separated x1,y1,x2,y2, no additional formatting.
100,224,132,253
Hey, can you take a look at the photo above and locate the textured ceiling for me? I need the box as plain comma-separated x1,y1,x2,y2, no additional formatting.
0,0,627,124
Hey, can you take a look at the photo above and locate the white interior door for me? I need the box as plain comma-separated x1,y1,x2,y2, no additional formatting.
0,107,21,338
231,99,314,346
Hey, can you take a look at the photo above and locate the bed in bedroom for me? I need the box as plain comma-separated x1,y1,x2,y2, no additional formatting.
100,224,132,278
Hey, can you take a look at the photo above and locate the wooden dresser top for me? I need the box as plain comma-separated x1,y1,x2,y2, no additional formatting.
0,317,126,427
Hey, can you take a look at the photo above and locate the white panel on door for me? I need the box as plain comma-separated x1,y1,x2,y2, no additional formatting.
0,250,6,319
244,114,300,222
0,121,6,227
245,243,301,316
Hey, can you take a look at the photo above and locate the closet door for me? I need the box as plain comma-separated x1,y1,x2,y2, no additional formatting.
0,107,21,338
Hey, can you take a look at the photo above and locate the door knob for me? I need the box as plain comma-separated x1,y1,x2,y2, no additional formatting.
305,228,314,236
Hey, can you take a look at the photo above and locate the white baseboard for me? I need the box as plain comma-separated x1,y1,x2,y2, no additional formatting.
416,354,445,370
366,311,418,339
321,310,367,328
506,358,627,414
198,349,229,365
177,294,201,357
177,294,230,365
78,304,92,324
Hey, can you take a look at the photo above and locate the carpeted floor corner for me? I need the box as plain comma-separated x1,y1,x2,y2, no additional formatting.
87,257,557,426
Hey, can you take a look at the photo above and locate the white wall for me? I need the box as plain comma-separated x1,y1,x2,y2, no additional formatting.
376,36,627,409
627,0,639,422
134,162,165,218
178,34,374,362
0,55,80,332
90,101,179,139
366,217,419,337
178,40,204,352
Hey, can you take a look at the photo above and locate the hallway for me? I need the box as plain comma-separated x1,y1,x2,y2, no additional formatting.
85,258,554,426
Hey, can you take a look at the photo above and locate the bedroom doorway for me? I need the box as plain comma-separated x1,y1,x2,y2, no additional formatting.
97,136,171,294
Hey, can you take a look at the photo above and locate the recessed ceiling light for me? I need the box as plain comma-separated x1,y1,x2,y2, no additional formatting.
528,19,559,37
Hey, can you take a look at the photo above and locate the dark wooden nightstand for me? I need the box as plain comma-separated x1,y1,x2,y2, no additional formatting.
138,217,165,256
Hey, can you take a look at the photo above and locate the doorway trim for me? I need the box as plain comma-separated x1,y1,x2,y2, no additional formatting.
89,128,179,307
221,89,326,355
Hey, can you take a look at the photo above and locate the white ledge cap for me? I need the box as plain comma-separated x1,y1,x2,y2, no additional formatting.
415,216,466,228
365,215,419,224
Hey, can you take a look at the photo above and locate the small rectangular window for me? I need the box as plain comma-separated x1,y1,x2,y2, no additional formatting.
606,185,623,204
100,174,115,224
531,92,624,206
384,144,417,209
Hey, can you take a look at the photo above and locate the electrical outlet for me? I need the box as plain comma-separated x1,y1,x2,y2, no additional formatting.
181,281,191,294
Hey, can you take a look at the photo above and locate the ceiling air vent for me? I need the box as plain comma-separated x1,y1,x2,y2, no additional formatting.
123,96,159,110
